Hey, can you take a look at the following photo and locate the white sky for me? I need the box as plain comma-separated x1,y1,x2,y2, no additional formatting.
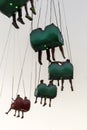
0,0,87,130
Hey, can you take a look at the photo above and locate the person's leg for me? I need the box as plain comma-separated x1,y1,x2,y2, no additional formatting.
24,3,32,20
14,110,17,116
34,97,37,103
51,47,55,61
59,46,66,59
5,107,12,114
17,111,20,117
49,98,51,107
69,79,74,91
21,111,24,118
61,79,64,91
17,8,25,24
38,51,42,65
40,98,43,104
57,80,59,86
46,49,51,62
43,98,47,106
30,0,36,15
12,13,19,29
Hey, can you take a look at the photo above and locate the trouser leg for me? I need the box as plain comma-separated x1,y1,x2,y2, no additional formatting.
17,8,25,24
30,0,36,15
38,51,42,65
46,49,51,62
59,46,65,59
61,79,64,91
24,3,32,20
49,98,51,107
12,13,19,29
51,48,55,61
69,79,74,91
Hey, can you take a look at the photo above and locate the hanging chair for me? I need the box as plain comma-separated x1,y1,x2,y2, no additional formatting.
48,62,62,80
61,61,73,79
34,83,48,98
22,98,31,112
30,23,64,52
46,84,57,99
0,0,28,17
34,83,57,99
48,61,73,80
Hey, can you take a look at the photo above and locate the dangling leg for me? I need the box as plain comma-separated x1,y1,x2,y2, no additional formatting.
12,13,19,29
14,110,17,116
17,111,20,117
46,49,51,62
40,98,43,104
59,46,66,59
49,98,51,107
30,0,36,15
5,108,12,114
61,79,64,91
24,3,33,20
57,80,60,86
69,79,74,91
38,51,42,65
21,111,24,118
34,97,38,103
43,98,47,106
17,8,25,24
51,47,55,61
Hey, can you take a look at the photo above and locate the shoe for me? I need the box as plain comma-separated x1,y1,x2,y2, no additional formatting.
49,104,51,107
30,7,36,15
39,61,42,65
17,17,25,24
21,116,24,119
17,115,20,117
25,15,33,21
71,86,74,91
61,86,64,91
5,112,8,114
43,103,47,106
34,100,37,103
53,57,55,61
12,22,19,29
47,59,51,62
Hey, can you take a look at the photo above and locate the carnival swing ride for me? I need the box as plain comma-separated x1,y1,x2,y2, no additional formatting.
0,0,74,118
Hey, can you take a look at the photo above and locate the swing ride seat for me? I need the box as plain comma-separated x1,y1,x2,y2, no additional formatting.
48,62,62,80
11,97,24,111
34,84,48,98
30,23,64,52
46,84,57,99
48,62,73,80
34,83,57,99
0,0,28,17
21,99,31,112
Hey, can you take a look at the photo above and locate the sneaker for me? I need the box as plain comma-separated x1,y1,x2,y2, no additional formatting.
43,103,47,106
30,7,36,15
12,22,19,29
39,61,42,65
34,100,37,103
17,17,25,24
61,86,64,91
5,112,8,114
25,15,33,21
17,115,20,117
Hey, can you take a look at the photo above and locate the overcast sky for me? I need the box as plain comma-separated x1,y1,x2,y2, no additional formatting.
0,0,87,130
